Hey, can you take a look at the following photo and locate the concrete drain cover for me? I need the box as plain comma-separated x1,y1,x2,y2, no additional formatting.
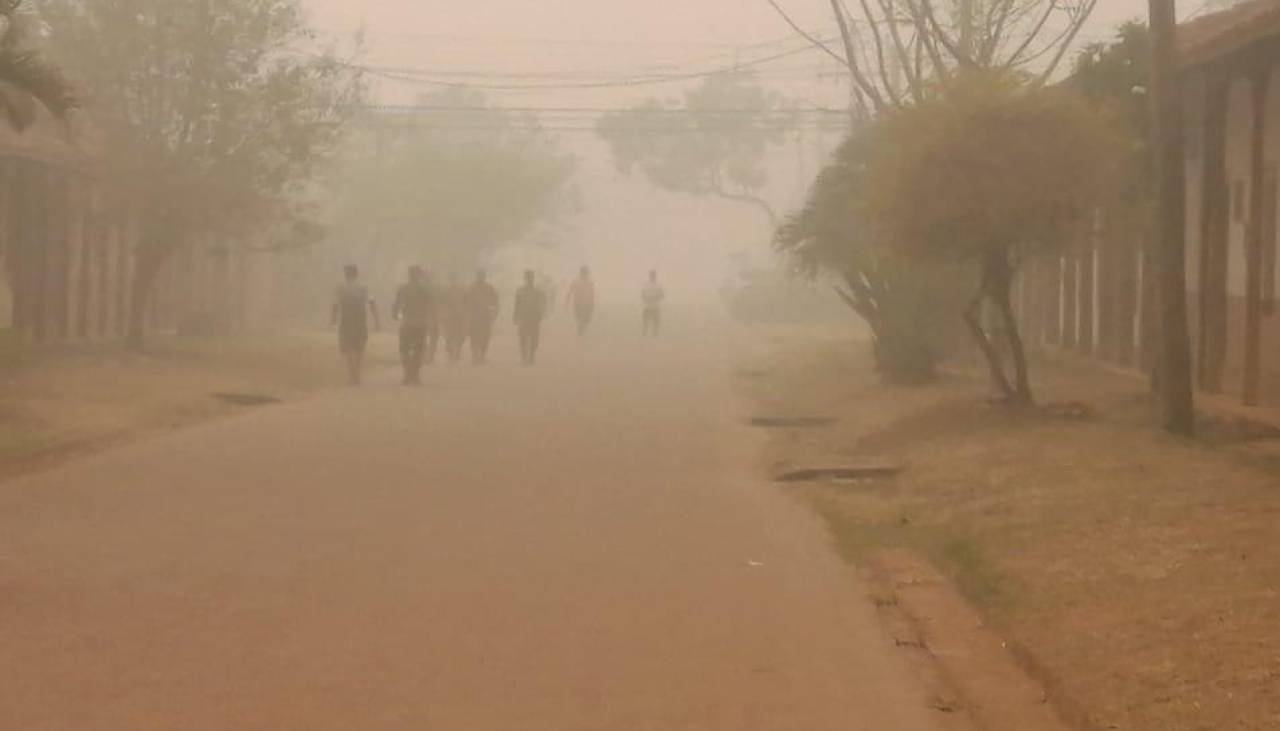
750,416,837,429
213,392,282,407
774,465,902,484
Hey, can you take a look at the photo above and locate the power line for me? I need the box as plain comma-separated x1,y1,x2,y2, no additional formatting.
320,28,823,50
358,63,843,81
359,41,832,91
359,104,847,116
344,28,840,77
353,124,849,135
1183,0,1217,22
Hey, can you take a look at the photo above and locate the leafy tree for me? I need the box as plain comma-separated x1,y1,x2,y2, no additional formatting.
1073,22,1151,202
325,88,577,274
36,0,364,343
776,133,959,382
596,72,787,226
864,72,1115,402
0,0,74,129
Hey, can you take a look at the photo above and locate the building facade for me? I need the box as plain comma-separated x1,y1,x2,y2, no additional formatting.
1017,0,1280,408
0,119,277,344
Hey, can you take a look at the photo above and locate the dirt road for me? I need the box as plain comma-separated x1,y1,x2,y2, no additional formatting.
0,318,948,730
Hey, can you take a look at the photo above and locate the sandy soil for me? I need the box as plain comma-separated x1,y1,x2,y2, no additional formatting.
742,329,1280,731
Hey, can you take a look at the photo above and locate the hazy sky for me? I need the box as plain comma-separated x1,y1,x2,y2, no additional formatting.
299,0,1171,295
301,0,1162,113
303,1,1154,63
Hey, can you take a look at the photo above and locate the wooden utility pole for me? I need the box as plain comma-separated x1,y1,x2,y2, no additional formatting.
1149,0,1196,435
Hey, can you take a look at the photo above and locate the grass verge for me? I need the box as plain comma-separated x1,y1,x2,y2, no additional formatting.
742,328,1280,731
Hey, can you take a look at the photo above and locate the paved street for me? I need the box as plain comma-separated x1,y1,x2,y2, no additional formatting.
0,319,946,730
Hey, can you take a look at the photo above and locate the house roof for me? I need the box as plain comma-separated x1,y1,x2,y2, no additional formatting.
1180,0,1280,68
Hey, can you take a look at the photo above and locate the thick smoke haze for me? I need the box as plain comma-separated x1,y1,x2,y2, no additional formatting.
297,0,1158,305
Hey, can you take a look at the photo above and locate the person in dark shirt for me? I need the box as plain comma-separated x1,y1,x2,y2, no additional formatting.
422,269,442,366
392,265,436,385
466,269,500,364
440,272,469,365
514,269,548,365
566,266,596,336
331,265,381,386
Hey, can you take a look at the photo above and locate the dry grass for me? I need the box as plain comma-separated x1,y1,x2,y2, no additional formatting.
0,332,399,476
741,330,1280,731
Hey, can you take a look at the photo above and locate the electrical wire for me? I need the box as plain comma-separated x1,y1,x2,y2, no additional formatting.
357,41,834,91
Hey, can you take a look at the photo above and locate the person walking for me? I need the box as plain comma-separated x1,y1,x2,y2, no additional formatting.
566,266,596,336
440,272,469,364
421,270,442,366
641,270,665,337
514,270,548,365
331,265,381,385
392,265,436,386
466,269,500,364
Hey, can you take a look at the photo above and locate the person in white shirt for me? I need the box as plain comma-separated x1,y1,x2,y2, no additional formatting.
641,270,665,337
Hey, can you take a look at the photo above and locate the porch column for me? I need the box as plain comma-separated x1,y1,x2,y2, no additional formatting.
1199,72,1231,393
1243,67,1271,406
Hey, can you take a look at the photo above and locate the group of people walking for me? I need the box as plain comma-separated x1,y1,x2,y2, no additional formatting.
331,265,665,386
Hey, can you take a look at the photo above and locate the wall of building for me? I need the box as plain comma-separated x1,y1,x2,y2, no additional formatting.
1019,52,1280,409
0,151,281,344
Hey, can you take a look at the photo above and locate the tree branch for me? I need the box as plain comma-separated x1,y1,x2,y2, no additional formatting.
851,0,903,106
875,0,926,102
763,0,850,68
1034,0,1098,85
1002,0,1059,69
709,184,779,227
829,0,889,111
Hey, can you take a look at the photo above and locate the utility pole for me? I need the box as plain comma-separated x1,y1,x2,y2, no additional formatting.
1149,0,1196,435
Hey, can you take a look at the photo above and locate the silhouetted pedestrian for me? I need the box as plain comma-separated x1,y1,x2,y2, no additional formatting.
331,265,381,385
392,265,436,385
440,272,469,364
515,270,548,365
466,270,500,364
566,266,596,336
641,270,665,337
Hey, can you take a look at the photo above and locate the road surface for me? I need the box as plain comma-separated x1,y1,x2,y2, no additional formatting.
0,317,948,730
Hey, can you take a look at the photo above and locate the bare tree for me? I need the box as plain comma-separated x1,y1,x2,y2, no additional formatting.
766,0,1100,114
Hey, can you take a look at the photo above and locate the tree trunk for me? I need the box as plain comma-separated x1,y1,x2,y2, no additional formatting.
963,259,1016,401
1149,0,1196,436
989,255,1034,404
127,246,167,348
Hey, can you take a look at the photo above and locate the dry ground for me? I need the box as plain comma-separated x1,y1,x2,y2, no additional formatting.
0,332,397,477
740,330,1280,731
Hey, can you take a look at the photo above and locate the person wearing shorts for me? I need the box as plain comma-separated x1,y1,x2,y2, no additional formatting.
332,265,381,385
